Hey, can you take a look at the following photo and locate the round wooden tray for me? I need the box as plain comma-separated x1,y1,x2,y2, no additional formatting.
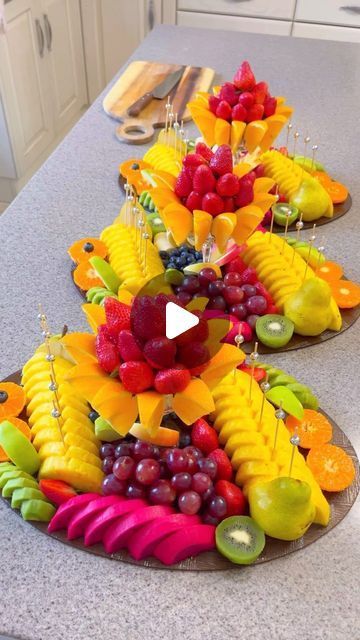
71,268,360,355
1,369,359,571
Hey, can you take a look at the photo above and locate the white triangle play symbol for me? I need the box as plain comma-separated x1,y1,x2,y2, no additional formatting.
165,302,199,340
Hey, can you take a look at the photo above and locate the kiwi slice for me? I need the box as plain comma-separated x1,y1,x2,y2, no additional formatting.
272,203,299,227
256,314,294,349
216,516,265,565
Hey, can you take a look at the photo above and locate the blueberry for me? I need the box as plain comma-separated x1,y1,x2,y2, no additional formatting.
131,163,140,170
83,242,94,253
179,432,192,448
0,390,8,404
159,251,169,260
195,251,202,260
180,244,189,252
171,249,180,257
186,255,194,264
89,410,99,422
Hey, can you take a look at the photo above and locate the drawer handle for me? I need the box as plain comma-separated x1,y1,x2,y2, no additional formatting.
43,14,52,51
35,19,45,58
340,5,360,13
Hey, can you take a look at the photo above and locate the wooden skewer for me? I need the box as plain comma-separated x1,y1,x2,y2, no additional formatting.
303,224,317,281
259,373,270,424
164,96,171,135
248,342,259,403
273,402,285,452
300,136,311,180
288,428,300,477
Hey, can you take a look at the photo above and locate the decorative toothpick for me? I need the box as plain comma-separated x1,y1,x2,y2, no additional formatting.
316,244,325,272
259,373,270,424
292,131,300,157
301,136,311,180
310,145,318,172
281,207,293,254
143,232,150,274
233,332,244,383
273,402,285,452
164,96,171,134
248,342,259,403
173,113,179,159
303,224,317,281
268,196,278,243
288,428,300,477
295,213,304,243
285,122,293,150
125,186,134,227
138,216,145,254
167,110,174,146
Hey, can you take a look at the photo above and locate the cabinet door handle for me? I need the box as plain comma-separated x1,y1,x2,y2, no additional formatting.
35,19,45,57
148,0,155,30
340,5,360,13
43,14,52,51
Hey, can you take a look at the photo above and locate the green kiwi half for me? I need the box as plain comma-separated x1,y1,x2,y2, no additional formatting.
216,516,265,565
272,203,299,227
256,314,294,348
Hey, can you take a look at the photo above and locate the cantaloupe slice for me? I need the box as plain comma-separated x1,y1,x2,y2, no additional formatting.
91,380,138,436
136,391,165,435
193,209,212,251
173,379,215,425
162,203,193,245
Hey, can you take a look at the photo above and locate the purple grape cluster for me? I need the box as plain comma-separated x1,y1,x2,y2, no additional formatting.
100,440,226,523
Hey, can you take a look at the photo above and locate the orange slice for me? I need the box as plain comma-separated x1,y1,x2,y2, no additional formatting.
68,238,107,264
0,417,32,462
0,383,26,419
306,444,356,492
313,171,332,186
329,279,360,308
315,260,343,282
162,203,193,245
286,410,332,449
73,260,103,291
324,180,348,204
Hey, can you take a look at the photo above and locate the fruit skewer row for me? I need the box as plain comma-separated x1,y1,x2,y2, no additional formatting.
21,347,104,493
211,369,330,527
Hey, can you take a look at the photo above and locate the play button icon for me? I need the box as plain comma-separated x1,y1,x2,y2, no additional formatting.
165,302,199,340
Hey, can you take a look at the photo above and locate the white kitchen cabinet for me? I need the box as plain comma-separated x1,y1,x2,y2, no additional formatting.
178,0,296,20
177,10,292,36
293,21,360,42
295,0,360,28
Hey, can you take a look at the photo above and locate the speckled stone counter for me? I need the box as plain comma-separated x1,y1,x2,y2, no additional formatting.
0,25,359,640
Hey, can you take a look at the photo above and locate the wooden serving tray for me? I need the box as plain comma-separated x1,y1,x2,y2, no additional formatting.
1,370,359,572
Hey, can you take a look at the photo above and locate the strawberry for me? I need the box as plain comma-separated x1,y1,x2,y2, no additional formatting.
182,153,206,175
240,364,266,383
235,179,254,208
223,196,235,212
195,142,214,162
252,81,268,105
144,336,176,369
209,145,232,176
218,82,238,107
118,329,144,362
215,100,232,121
119,360,154,393
176,311,209,346
207,448,233,481
191,418,219,455
39,479,77,506
224,256,247,274
237,320,253,343
193,165,216,195
97,322,116,345
238,91,255,109
215,479,247,516
186,190,203,212
175,170,192,198
267,303,279,315
201,192,224,217
231,103,247,122
104,298,131,337
96,331,120,373
245,170,257,184
177,341,209,370
208,95,220,114
254,163,265,178
264,95,277,117
131,295,166,340
216,173,239,197
154,365,191,394
246,103,264,122
233,61,256,91
240,267,258,285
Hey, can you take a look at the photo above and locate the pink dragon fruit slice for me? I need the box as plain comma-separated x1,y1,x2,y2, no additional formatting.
103,505,174,554
154,524,216,565
84,498,147,546
128,513,200,561
67,495,124,540
48,493,99,533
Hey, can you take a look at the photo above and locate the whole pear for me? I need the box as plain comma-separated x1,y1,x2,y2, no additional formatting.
249,477,316,541
284,277,332,336
290,177,332,221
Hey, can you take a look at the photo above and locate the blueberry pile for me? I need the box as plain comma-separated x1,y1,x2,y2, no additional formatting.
160,244,203,270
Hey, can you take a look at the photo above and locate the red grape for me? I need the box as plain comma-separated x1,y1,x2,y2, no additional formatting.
102,474,126,496
208,495,227,518
198,268,218,287
185,452,198,475
126,482,145,499
102,456,115,475
183,446,203,461
229,303,247,320
246,295,267,315
240,268,257,285
207,295,227,311
133,440,155,461
113,455,135,481
114,442,132,458
149,479,176,504
191,472,212,494
177,291,192,305
182,276,200,294
135,458,160,485
240,284,257,300
171,472,192,492
223,286,244,305
246,314,260,330
202,511,220,526
166,449,188,473
178,490,202,515
208,280,226,297
100,443,115,460
197,457,217,479
224,272,242,286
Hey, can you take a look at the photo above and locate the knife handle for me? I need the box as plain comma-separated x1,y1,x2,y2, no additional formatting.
127,92,154,118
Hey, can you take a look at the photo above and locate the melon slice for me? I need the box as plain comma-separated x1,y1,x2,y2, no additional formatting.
84,498,146,546
67,495,122,540
48,493,99,533
128,513,200,561
103,504,174,554
154,524,216,565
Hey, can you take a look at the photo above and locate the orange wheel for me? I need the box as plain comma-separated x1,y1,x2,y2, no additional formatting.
315,260,343,282
68,238,108,264
330,279,360,309
286,410,332,449
325,180,348,204
73,260,103,292
307,444,356,492
313,171,332,186
119,159,152,194
0,417,31,462
0,383,26,419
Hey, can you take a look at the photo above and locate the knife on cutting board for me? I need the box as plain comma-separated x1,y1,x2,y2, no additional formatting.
127,66,185,118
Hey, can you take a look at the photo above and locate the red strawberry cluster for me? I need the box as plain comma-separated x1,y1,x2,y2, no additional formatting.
208,61,277,124
175,143,264,217
95,296,210,395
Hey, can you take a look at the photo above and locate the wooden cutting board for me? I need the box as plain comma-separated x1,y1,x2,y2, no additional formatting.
103,60,215,144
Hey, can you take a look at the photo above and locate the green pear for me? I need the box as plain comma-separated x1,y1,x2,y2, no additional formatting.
249,477,316,541
284,278,332,336
290,177,332,221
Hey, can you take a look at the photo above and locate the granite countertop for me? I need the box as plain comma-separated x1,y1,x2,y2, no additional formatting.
0,25,359,640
